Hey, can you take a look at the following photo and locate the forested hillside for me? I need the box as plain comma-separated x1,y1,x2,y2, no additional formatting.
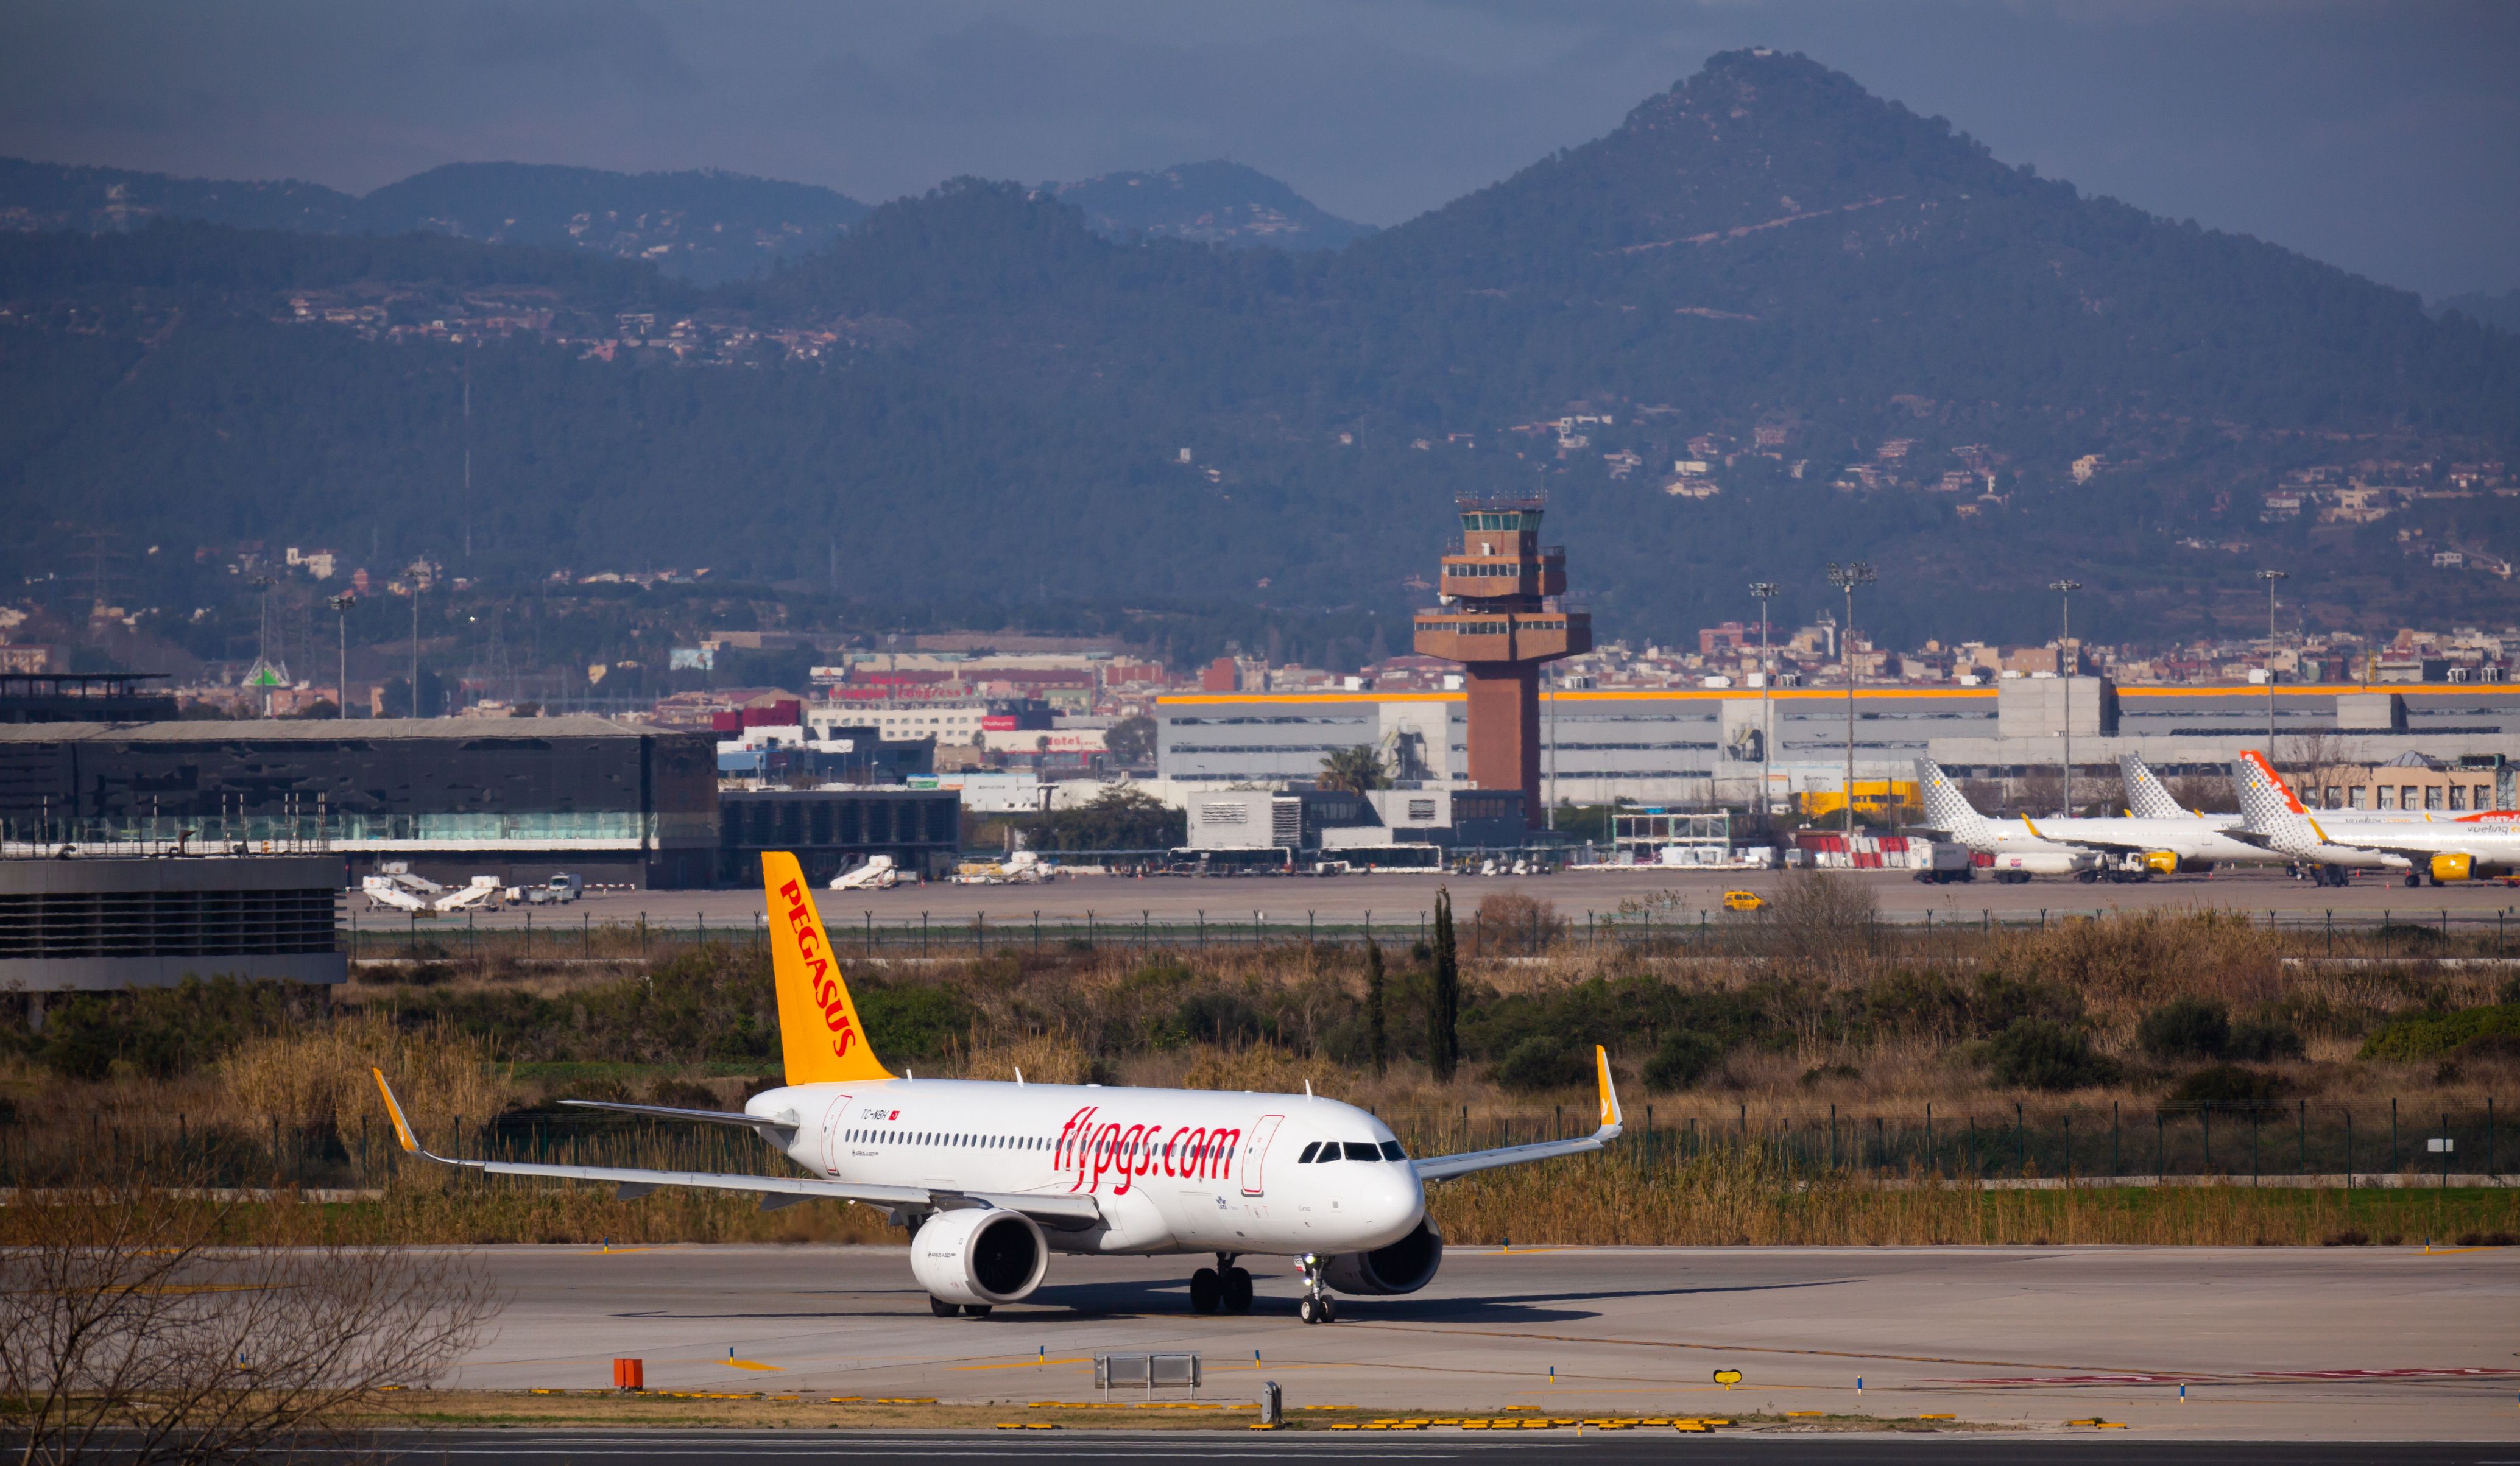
1046,162,1374,249
3,50,2515,650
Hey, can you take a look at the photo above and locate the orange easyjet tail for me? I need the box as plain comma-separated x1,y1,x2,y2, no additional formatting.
761,852,894,1085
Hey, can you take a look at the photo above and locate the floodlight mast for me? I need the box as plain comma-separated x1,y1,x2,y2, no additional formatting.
1824,562,1875,836
2257,569,2289,753
329,593,358,719
1749,582,1779,817
2050,579,2081,814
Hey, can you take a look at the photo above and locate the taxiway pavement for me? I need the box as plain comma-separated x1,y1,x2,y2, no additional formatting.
439,1243,2520,1442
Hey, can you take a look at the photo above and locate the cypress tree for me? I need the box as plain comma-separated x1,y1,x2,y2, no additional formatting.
1428,887,1459,1083
1364,938,1388,1077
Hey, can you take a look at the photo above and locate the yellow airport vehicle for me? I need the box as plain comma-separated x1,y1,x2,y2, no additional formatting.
1721,890,1766,912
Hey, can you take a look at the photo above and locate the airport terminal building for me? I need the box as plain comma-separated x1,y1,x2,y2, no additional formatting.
1157,682,2520,812
0,718,720,889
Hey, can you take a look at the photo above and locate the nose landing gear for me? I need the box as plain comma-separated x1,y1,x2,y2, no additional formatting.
1295,1253,1338,1325
1191,1254,1253,1314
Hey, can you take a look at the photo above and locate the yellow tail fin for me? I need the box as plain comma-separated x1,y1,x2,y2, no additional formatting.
763,852,893,1085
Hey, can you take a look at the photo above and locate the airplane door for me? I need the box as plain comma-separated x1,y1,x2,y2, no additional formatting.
817,1095,853,1175
1240,1115,1284,1197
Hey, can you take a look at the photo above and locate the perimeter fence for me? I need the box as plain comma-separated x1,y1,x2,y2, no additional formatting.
338,903,2520,967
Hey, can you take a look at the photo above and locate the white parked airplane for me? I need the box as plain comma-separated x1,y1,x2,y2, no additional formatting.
2229,752,2520,887
1980,752,2277,874
2126,750,2511,826
1915,759,2100,882
375,852,1623,1325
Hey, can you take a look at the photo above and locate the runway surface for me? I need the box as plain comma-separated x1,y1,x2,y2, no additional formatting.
429,867,2520,931
352,1428,2520,1465
441,1243,2520,1442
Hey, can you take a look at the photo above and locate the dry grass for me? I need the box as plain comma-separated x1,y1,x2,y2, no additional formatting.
1430,1150,2520,1247
217,1013,517,1139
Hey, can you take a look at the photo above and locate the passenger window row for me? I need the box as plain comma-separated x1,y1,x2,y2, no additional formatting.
845,1129,1051,1149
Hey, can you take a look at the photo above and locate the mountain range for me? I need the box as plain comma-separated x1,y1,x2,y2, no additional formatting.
2,49,2515,657
0,155,1369,284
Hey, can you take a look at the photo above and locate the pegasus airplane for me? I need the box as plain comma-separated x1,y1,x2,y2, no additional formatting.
375,853,1622,1324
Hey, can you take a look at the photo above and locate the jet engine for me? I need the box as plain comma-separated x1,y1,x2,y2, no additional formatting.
910,1207,1048,1307
1322,1218,1443,1296
2424,853,2508,883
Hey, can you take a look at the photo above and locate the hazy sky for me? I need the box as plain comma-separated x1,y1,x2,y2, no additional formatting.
5,1,2514,298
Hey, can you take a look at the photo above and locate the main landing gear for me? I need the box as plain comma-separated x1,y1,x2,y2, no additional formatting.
928,1297,991,1318
1190,1254,1254,1315
1295,1253,1338,1325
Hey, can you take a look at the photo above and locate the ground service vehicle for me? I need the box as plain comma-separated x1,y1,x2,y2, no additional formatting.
1722,890,1766,912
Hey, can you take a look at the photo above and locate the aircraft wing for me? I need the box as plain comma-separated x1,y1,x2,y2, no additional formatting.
374,1071,1101,1231
1413,1046,1623,1182
2019,818,2156,855
556,1098,799,1135
2301,818,2444,863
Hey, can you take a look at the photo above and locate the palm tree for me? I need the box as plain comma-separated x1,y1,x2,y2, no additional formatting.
1318,744,1391,794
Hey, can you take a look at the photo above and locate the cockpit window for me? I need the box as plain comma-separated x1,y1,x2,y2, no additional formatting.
1341,1142,1380,1161
1297,1141,1322,1164
1378,1140,1406,1161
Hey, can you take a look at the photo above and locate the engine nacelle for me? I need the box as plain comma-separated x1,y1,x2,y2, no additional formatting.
909,1207,1048,1307
2142,850,2182,874
1322,1218,1443,1297
2427,853,2502,883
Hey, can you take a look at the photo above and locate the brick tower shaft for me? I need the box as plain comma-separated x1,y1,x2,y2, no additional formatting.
1410,497,1592,828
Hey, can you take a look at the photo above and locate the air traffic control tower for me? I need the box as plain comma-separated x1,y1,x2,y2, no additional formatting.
1412,496,1591,827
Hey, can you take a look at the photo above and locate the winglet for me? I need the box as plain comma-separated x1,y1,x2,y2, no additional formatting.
1595,1045,1623,1132
2308,816,2330,843
372,1067,420,1154
2021,816,2045,838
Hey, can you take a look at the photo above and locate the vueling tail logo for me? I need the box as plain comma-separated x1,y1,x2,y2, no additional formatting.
778,878,859,1059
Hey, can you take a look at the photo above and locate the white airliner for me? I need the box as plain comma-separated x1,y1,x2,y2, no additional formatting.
1946,752,2276,875
2229,752,2520,887
375,853,1623,1325
1915,758,2100,881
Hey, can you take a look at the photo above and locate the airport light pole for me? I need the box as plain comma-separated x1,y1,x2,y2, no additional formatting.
2050,579,2081,815
2257,568,2288,753
1749,582,1778,817
410,576,423,721
330,593,356,718
1826,562,1875,836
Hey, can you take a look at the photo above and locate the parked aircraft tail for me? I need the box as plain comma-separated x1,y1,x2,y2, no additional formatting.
1915,758,1997,843
2232,752,2313,839
2119,754,2198,821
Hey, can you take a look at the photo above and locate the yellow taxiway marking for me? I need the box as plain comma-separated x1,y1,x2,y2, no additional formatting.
583,1247,662,1255
725,1360,783,1372
956,1358,1092,1371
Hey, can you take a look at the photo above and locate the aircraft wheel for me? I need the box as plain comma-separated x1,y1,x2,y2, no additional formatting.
1222,1267,1254,1314
929,1296,958,1318
1190,1267,1223,1314
1319,1295,1337,1323
2406,873,2423,887
1297,1295,1323,1325
962,1304,992,1319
